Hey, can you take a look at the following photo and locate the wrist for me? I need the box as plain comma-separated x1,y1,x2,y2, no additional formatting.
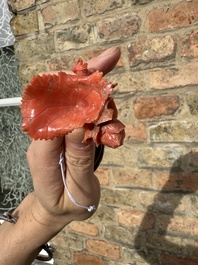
27,192,71,233
0,192,69,265
11,192,71,247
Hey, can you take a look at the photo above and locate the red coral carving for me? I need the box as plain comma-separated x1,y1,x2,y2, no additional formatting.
20,59,125,148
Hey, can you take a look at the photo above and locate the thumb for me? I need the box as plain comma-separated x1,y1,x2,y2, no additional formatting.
65,129,95,180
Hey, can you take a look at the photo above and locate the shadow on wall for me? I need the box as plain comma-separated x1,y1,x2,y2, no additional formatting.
134,152,198,265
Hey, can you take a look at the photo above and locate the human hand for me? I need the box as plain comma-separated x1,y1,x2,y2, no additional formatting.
26,47,121,228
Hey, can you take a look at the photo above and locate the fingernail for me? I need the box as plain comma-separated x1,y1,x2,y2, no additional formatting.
98,47,120,57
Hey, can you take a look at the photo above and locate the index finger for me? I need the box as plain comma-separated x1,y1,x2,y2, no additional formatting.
87,46,121,75
38,47,121,77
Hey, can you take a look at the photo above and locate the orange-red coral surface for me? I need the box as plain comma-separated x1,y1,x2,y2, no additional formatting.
20,59,125,148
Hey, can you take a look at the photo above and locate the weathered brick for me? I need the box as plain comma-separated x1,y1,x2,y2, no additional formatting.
124,123,147,141
19,62,48,84
8,1,198,265
128,35,176,67
111,168,152,188
108,71,145,92
185,93,198,116
103,144,137,168
182,30,198,59
160,253,198,265
95,168,110,186
133,95,180,119
11,0,35,11
122,248,158,265
145,233,192,256
96,13,140,42
15,33,55,62
104,261,127,265
118,209,155,230
101,188,136,208
188,151,198,169
90,205,116,223
82,0,124,17
55,24,94,51
155,150,198,176
155,171,198,192
68,221,99,236
86,240,120,260
114,95,134,123
108,260,126,265
186,195,198,218
148,62,198,89
41,0,80,26
51,229,84,264
150,121,198,142
11,11,38,36
73,253,107,265
51,236,73,264
54,229,84,250
47,55,76,72
139,191,185,214
158,215,198,237
104,224,139,246
148,1,198,32
137,146,184,168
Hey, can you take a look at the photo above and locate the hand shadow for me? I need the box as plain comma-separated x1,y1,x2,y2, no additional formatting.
134,152,198,265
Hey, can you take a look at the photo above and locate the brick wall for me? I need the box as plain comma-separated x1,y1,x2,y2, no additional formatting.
10,0,198,264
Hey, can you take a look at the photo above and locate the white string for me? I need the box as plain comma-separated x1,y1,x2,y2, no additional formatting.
59,151,96,212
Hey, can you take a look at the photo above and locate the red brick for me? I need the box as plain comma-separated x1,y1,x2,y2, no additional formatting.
41,0,80,26
10,1,198,264
155,171,198,192
73,253,106,265
112,168,152,188
128,35,176,66
82,0,124,17
148,1,198,32
118,209,155,230
125,123,147,141
86,240,120,260
148,62,198,89
95,168,110,186
182,29,198,59
133,95,180,119
161,253,198,265
158,215,198,237
96,13,139,41
68,221,99,236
